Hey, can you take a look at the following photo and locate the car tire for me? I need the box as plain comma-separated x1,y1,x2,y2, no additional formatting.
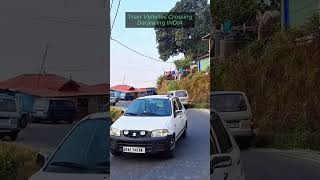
19,115,28,129
111,150,121,156
165,137,176,158
9,132,19,141
182,122,187,138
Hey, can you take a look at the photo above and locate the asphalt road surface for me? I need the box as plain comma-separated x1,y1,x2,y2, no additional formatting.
241,148,320,180
110,109,211,180
11,122,74,153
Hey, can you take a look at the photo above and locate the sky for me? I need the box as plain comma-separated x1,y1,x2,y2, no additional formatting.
0,0,108,85
110,0,184,88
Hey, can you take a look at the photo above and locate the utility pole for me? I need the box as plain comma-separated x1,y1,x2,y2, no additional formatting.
37,43,48,88
39,43,49,75
122,73,126,85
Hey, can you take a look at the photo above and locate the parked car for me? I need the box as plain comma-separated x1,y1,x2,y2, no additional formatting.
110,95,187,158
110,91,117,106
211,91,255,147
167,90,191,108
32,98,77,124
29,112,110,180
0,91,34,128
211,110,245,180
120,92,134,101
0,94,20,141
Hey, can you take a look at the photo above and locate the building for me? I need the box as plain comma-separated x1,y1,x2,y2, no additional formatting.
282,0,320,28
195,54,210,72
0,74,109,119
111,85,149,99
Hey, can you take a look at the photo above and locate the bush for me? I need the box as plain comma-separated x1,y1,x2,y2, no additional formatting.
157,72,209,106
110,107,123,123
0,143,40,180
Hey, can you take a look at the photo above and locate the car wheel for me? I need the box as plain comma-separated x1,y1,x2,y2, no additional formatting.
9,132,19,141
182,122,187,138
19,115,28,128
111,150,121,156
165,137,176,158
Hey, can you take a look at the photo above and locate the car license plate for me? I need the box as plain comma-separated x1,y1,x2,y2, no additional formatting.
227,122,239,128
122,146,145,153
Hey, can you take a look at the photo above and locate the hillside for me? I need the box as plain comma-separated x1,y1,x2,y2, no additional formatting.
211,31,320,149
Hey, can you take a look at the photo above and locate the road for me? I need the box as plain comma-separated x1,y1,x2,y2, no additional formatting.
241,148,320,180
3,100,320,180
110,108,210,180
11,123,74,153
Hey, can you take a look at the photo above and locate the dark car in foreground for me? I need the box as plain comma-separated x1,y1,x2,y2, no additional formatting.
29,112,110,180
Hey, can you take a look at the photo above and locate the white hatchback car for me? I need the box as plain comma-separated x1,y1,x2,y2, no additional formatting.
211,91,255,147
211,110,245,180
110,95,188,158
167,90,191,108
29,112,110,180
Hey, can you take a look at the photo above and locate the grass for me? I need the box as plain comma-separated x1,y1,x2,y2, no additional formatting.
0,143,41,180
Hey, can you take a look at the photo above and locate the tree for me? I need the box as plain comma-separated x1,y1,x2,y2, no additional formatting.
155,0,212,61
210,0,280,29
174,56,192,70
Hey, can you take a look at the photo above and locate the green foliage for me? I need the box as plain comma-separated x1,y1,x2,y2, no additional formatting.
210,0,280,27
110,107,123,123
211,28,320,149
174,56,192,70
167,81,180,91
155,0,212,61
0,143,40,180
157,75,165,87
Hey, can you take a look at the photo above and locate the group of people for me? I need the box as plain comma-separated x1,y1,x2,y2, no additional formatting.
164,62,198,80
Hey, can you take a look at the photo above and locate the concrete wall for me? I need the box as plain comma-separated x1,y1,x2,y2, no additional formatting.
282,0,320,28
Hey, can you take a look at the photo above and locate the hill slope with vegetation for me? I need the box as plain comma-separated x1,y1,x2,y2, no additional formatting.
211,29,320,149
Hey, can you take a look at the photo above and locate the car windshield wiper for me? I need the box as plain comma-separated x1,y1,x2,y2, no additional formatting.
139,112,159,116
124,112,139,116
48,161,89,170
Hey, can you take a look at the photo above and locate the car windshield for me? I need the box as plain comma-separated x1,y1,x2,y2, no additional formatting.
211,94,247,112
34,99,49,109
0,98,16,112
110,92,115,97
175,91,188,97
44,118,109,174
125,98,172,116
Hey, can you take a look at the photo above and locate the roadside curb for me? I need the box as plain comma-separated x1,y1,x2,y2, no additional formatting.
190,108,209,113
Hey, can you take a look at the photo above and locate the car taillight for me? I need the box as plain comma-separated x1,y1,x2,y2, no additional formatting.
250,118,255,130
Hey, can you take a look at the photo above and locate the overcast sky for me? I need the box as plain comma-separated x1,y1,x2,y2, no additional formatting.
0,0,109,85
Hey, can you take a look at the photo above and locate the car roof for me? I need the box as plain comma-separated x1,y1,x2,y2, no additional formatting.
137,95,174,100
211,91,246,95
83,112,109,119
168,90,187,93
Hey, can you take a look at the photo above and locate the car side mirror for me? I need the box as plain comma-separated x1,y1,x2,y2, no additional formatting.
36,152,50,167
175,110,183,117
212,155,232,169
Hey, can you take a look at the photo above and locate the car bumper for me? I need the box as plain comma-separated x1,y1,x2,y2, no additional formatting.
110,135,175,154
230,129,255,139
0,128,20,134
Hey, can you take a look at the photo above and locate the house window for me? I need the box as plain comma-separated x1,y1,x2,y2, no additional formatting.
97,96,108,111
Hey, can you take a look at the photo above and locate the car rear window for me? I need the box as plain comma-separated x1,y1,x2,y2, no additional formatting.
211,94,247,112
0,98,16,112
175,91,188,97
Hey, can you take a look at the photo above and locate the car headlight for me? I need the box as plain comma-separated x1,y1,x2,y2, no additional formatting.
110,127,121,136
151,129,169,137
